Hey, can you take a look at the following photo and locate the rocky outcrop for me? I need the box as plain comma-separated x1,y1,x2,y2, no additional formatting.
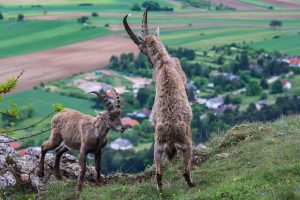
0,134,96,191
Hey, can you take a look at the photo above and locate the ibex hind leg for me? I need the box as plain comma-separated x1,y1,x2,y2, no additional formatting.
54,145,68,179
154,141,164,193
182,142,195,187
37,128,62,177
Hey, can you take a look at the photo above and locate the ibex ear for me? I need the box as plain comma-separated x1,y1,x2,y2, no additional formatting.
154,27,160,38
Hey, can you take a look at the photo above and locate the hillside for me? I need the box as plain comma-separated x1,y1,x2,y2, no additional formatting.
8,115,300,199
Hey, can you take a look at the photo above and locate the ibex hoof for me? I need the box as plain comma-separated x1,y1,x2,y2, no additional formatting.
188,181,196,187
54,171,62,180
37,170,44,177
77,182,84,191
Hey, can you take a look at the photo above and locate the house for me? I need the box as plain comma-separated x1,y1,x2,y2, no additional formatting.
187,81,197,91
196,98,207,105
289,58,300,67
206,97,224,109
281,80,292,90
135,108,151,118
255,100,268,110
207,83,214,88
109,138,133,151
214,104,237,113
121,117,140,128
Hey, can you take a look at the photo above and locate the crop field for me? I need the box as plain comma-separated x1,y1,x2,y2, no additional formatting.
0,20,112,58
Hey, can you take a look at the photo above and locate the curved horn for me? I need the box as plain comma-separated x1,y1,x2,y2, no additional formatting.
142,7,149,37
123,14,140,45
111,89,121,110
90,91,114,112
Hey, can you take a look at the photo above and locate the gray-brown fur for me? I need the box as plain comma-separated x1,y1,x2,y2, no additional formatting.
37,89,125,191
124,8,195,192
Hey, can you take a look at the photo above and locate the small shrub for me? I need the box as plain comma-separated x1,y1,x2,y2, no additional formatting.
91,12,98,17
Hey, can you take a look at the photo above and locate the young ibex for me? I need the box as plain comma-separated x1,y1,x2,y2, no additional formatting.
37,89,125,190
123,8,195,192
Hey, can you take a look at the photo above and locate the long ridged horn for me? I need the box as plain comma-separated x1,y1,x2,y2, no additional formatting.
123,14,140,45
111,89,121,110
90,91,114,112
142,7,149,37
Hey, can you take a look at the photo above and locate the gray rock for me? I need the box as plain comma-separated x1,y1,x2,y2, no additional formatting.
0,171,16,189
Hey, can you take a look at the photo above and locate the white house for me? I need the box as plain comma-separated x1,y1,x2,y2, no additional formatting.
109,138,133,151
206,97,224,109
281,80,292,90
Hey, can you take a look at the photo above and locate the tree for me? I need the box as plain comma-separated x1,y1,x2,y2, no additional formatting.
0,71,63,140
270,20,282,28
131,3,141,11
17,14,24,21
137,88,150,106
260,79,269,89
246,81,262,96
91,12,98,17
271,80,283,94
77,16,89,24
0,12,3,20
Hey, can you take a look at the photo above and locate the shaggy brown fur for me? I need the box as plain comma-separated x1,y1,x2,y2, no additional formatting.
37,90,125,191
124,8,194,192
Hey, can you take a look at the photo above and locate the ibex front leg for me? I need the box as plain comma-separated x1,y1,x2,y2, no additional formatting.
77,146,88,191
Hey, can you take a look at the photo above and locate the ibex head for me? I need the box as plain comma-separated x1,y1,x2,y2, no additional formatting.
123,7,167,67
91,89,125,133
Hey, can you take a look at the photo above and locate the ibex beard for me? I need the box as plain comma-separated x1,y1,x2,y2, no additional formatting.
123,8,195,192
37,89,125,191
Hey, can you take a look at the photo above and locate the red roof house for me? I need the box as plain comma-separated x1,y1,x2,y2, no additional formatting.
121,117,140,128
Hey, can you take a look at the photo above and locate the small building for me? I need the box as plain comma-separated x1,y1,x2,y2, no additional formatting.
135,108,151,118
187,81,197,91
281,80,292,90
196,98,207,105
289,58,300,67
206,97,224,109
109,138,133,151
207,83,214,88
255,100,268,110
214,104,237,113
121,117,140,128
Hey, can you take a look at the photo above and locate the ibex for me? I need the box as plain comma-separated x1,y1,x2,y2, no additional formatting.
37,89,125,191
123,8,195,192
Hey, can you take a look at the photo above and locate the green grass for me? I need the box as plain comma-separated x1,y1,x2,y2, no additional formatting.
0,20,111,58
250,32,300,54
239,0,282,9
4,89,95,117
25,115,300,199
160,26,300,54
134,142,152,152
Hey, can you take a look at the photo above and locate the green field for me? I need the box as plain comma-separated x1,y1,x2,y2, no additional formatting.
0,20,111,58
5,89,95,116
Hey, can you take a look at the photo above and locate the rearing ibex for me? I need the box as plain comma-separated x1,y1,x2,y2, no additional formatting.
123,8,195,192
37,89,125,191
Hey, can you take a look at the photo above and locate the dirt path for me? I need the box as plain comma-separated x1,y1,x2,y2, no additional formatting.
0,35,138,92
